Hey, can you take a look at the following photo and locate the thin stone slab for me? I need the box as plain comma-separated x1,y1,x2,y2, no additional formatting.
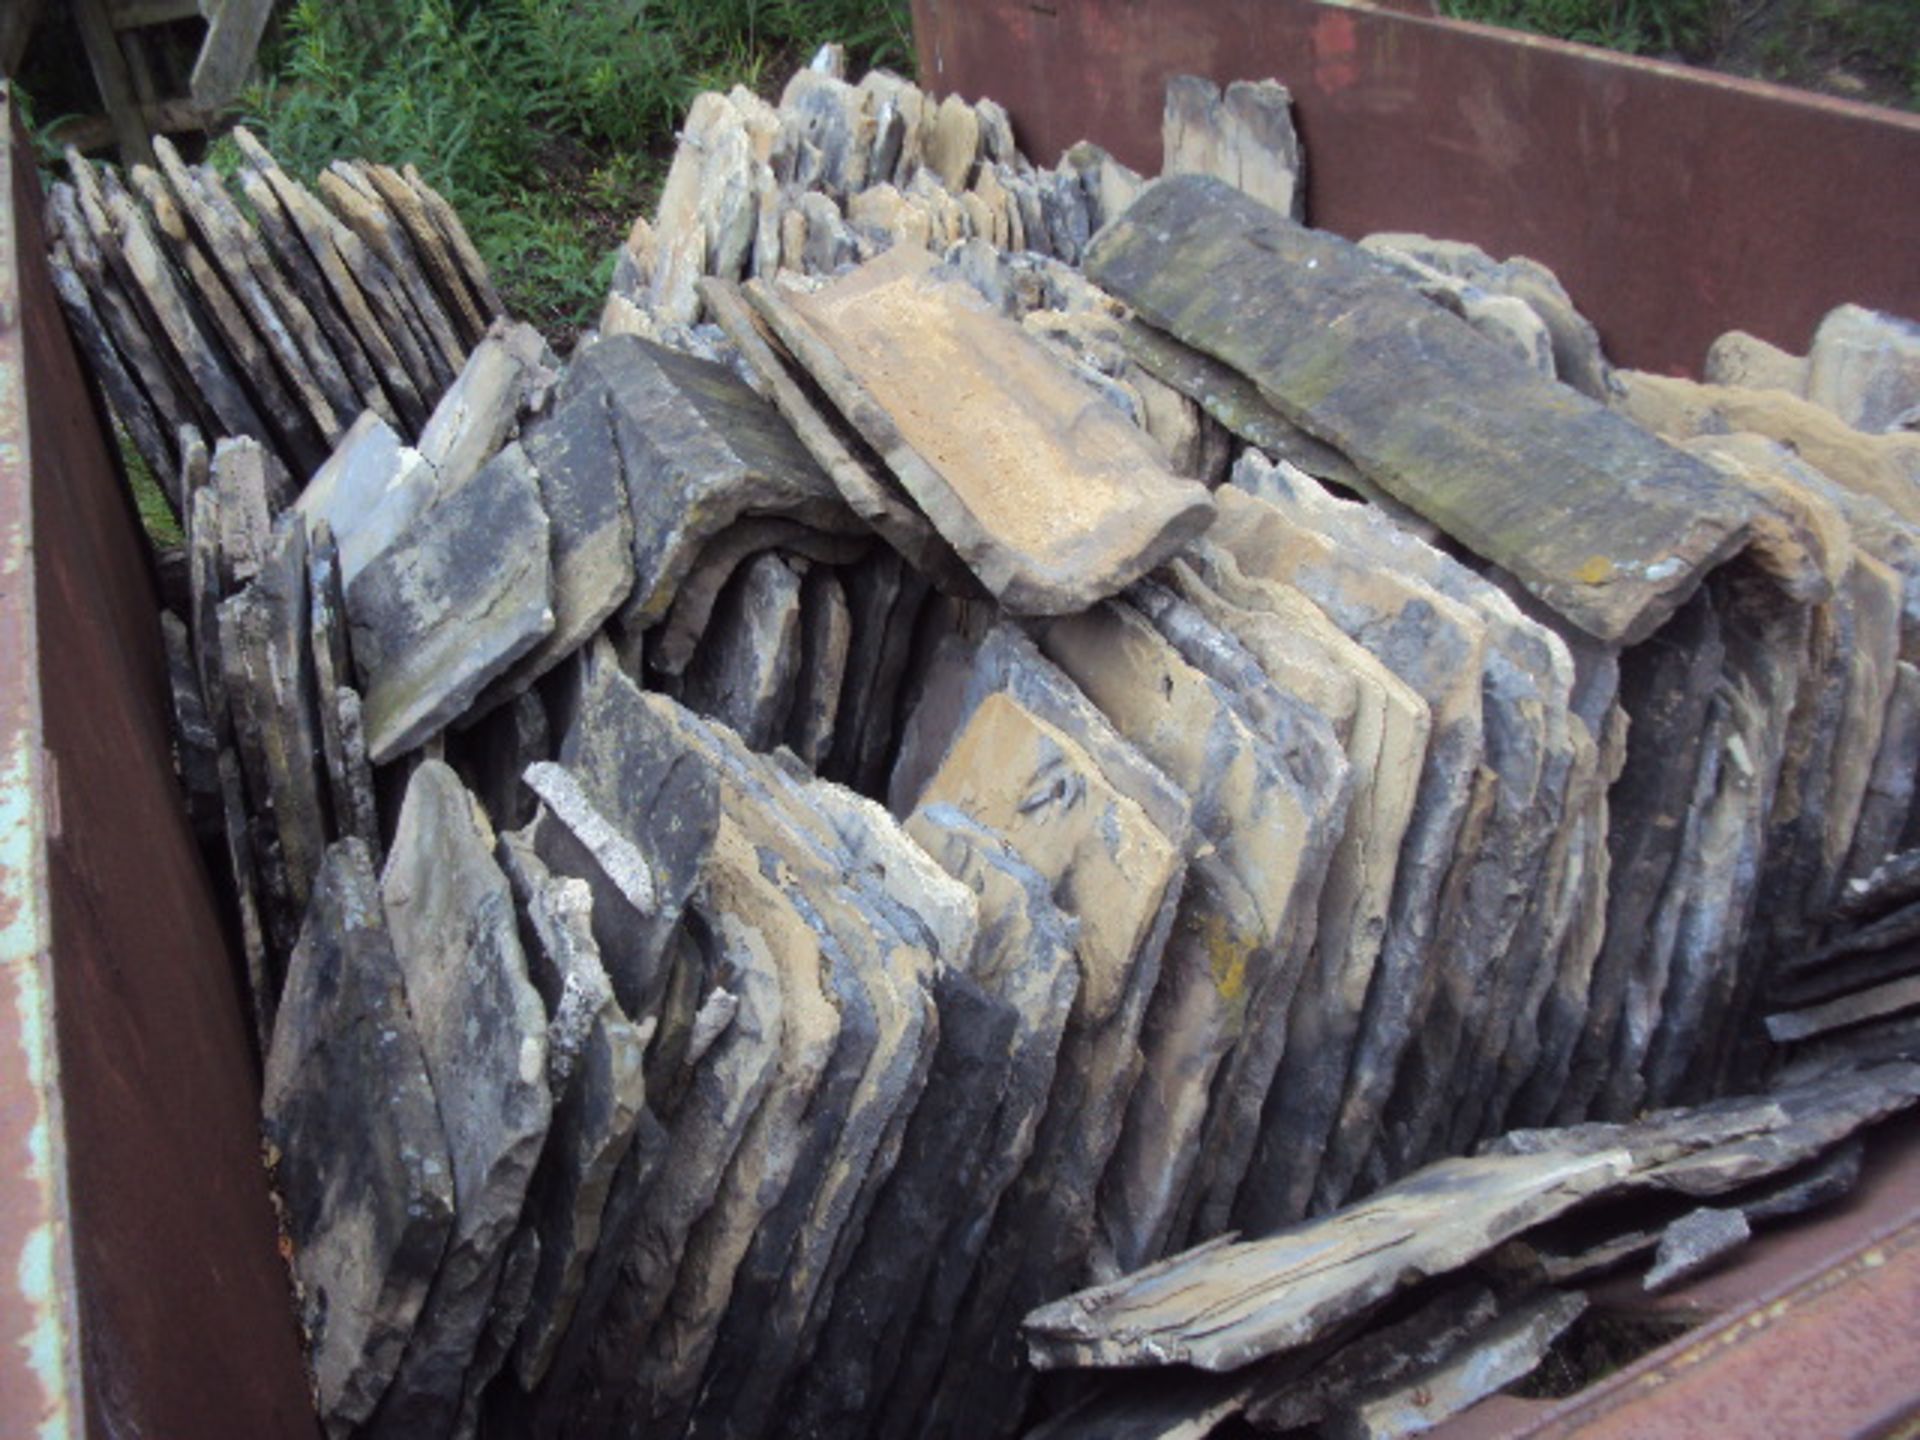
1328,1291,1587,1440
785,565,852,769
1086,175,1755,644
651,517,869,678
48,256,175,496
1162,74,1304,221
262,839,453,1438
364,763,551,1438
1807,304,1920,433
152,135,358,432
1039,600,1345,1274
625,811,832,1437
363,162,491,346
346,440,554,763
211,434,284,589
219,513,328,964
876,806,1082,1439
1843,662,1920,887
1023,1148,1628,1373
306,522,380,851
551,644,722,1023
322,160,467,377
909,687,1187,1438
471,381,638,711
784,967,1017,1440
1766,974,1920,1044
747,247,1215,613
681,550,805,750
128,162,325,469
1242,458,1571,1178
690,756,944,1440
402,163,507,322
562,334,854,632
299,418,444,595
1205,485,1487,1218
702,276,982,596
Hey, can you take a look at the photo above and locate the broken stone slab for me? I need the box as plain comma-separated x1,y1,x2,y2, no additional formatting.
700,276,982,597
785,565,852,770
1359,232,1614,401
1807,304,1920,433
550,644,722,1024
161,607,222,839
1362,241,1558,379
650,93,748,325
262,839,454,1438
1766,974,1920,1045
680,549,805,749
1843,662,1920,888
562,333,855,634
1707,329,1809,394
1736,1137,1864,1223
1642,1206,1751,1293
1162,74,1304,222
304,169,449,403
909,688,1187,1439
219,512,329,964
414,320,558,500
1038,599,1344,1274
294,410,432,585
877,805,1082,1439
468,381,637,713
346,440,554,764
841,562,933,798
747,246,1215,613
650,517,869,677
1613,370,1920,529
1023,1147,1628,1373
363,762,551,1439
1327,1290,1587,1440
1087,175,1755,644
210,434,288,590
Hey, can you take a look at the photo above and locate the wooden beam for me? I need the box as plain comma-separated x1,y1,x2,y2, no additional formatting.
73,0,156,165
0,0,46,79
189,0,271,110
45,98,209,154
110,0,204,30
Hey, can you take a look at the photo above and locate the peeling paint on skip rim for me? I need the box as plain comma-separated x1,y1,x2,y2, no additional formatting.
0,81,83,1440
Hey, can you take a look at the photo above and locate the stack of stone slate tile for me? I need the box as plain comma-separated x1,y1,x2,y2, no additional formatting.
45,127,503,507
88,58,1920,1440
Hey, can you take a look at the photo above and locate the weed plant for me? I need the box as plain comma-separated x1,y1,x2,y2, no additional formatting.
239,0,911,333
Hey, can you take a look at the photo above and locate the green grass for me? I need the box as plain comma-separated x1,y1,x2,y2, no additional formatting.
238,0,913,334
1440,0,1724,57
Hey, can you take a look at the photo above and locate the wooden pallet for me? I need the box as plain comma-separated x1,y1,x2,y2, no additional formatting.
3,0,273,159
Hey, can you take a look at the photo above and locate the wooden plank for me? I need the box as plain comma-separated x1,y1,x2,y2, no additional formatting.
190,0,272,110
73,0,156,165
46,98,210,153
0,0,46,78
110,0,204,28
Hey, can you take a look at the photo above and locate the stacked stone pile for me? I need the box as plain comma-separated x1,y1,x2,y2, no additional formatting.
52,49,1920,1440
46,128,504,504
